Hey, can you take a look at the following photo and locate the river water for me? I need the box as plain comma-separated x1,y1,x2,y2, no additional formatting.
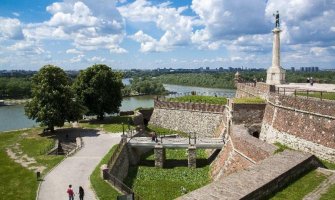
0,83,235,132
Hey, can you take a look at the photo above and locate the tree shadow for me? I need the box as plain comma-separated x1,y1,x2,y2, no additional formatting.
39,127,101,142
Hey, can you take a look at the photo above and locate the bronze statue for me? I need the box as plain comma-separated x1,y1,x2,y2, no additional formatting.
273,11,280,28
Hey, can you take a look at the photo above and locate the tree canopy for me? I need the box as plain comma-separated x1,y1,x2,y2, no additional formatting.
25,65,85,131
73,64,123,120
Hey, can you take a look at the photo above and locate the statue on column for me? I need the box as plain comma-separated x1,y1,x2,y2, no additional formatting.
273,11,280,28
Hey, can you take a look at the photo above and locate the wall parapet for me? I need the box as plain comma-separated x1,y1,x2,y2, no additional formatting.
236,82,275,98
154,99,225,113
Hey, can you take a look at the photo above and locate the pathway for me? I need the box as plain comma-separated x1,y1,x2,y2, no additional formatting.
303,168,335,200
38,131,121,200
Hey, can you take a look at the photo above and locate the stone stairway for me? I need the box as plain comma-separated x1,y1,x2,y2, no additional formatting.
178,150,322,200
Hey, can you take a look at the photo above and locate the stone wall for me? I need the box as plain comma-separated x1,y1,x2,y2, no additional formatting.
150,108,224,138
231,103,266,126
109,143,130,181
154,99,225,113
235,82,275,99
210,125,276,180
261,94,335,161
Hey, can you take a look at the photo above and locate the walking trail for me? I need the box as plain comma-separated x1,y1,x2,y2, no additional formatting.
38,131,121,200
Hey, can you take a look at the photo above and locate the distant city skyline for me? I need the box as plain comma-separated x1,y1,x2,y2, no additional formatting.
0,0,335,70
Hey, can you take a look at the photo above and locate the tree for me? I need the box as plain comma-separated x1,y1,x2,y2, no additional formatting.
25,65,85,132
73,64,123,120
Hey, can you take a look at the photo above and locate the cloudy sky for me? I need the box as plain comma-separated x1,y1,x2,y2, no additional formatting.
0,0,335,70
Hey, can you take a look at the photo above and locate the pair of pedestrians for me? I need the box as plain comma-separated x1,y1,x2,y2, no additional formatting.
67,185,84,200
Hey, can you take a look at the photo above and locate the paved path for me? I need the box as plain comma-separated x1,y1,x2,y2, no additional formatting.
38,131,121,200
303,168,335,200
276,83,335,92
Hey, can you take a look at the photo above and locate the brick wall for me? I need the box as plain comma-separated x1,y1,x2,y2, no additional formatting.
235,82,275,98
261,94,335,161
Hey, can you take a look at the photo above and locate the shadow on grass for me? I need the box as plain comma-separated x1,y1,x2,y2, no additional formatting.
81,116,132,125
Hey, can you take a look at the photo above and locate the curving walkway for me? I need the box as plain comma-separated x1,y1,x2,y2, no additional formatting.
38,131,121,200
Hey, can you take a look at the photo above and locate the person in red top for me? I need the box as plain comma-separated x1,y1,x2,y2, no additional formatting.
67,184,74,200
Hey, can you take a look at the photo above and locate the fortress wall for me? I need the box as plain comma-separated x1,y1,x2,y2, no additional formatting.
211,125,276,180
150,100,225,137
231,103,266,125
109,143,130,181
150,108,224,138
235,82,275,98
261,94,335,161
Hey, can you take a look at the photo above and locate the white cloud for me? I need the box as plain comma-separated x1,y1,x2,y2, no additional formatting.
12,12,20,17
88,56,106,62
120,0,193,52
66,49,82,54
0,17,24,40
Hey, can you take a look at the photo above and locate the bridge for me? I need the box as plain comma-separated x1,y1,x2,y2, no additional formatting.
126,135,225,168
128,137,224,149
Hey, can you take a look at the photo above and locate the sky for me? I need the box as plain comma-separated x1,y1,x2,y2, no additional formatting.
0,0,335,70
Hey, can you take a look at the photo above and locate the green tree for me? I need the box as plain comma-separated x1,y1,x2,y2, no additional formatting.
25,65,85,132
73,64,123,120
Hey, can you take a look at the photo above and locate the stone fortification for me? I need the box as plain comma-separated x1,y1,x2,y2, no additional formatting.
231,103,266,126
150,100,225,138
235,82,275,99
210,125,276,180
261,94,335,161
180,150,322,200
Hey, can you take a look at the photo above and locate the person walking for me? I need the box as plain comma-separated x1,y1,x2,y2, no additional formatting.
78,186,84,200
67,185,75,200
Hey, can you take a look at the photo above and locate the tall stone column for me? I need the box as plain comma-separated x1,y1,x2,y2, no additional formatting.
266,28,286,85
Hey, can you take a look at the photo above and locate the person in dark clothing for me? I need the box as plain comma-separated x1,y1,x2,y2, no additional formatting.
67,185,74,200
79,186,84,200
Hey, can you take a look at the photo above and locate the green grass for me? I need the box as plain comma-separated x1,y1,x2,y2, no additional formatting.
270,169,327,200
320,159,335,170
80,116,135,133
320,183,335,200
273,142,292,154
296,92,335,101
124,149,210,200
168,95,227,105
146,125,188,137
0,128,64,199
233,97,265,104
90,145,121,200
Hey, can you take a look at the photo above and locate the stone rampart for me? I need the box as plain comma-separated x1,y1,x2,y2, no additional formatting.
231,103,266,125
109,142,130,181
150,100,225,138
235,82,275,98
261,94,335,161
154,99,225,113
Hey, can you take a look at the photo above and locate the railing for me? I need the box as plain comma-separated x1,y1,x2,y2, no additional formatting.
275,87,335,101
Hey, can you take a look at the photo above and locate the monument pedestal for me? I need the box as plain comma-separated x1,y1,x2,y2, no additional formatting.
266,66,286,85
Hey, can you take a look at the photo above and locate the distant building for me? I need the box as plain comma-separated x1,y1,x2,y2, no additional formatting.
291,67,295,72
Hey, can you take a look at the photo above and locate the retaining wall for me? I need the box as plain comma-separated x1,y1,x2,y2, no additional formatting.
150,100,225,137
235,82,275,99
231,103,266,125
261,94,335,161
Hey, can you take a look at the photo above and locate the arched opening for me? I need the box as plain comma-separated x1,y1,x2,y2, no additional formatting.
252,131,260,138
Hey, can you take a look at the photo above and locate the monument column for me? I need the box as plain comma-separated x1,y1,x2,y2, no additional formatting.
266,11,286,85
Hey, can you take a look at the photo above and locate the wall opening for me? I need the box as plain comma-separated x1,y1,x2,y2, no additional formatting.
252,131,260,138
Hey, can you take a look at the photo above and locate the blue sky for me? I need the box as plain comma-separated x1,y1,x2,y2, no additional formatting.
0,0,335,70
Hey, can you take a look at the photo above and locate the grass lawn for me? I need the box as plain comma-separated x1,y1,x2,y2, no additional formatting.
146,125,188,137
168,95,227,105
296,92,335,101
320,183,335,200
270,169,327,200
233,97,265,104
0,128,64,199
80,116,135,133
320,159,335,170
90,145,121,200
124,149,210,200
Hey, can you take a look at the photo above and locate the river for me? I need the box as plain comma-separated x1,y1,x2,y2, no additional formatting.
0,84,235,132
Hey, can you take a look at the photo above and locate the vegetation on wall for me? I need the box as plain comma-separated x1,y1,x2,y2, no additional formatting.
167,95,227,105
